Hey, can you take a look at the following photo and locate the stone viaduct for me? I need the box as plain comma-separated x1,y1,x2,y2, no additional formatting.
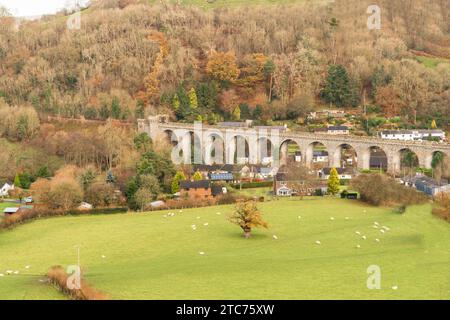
138,115,450,174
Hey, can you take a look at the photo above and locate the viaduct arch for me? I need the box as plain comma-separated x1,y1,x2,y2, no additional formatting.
138,116,450,175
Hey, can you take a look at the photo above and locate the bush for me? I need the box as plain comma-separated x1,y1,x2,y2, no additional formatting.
47,266,108,300
351,174,428,206
85,181,116,208
432,194,450,222
48,179,83,210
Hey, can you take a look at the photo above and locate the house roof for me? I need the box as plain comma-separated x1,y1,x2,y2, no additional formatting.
180,180,210,189
380,129,445,135
3,207,19,214
321,167,353,175
192,164,241,173
218,122,248,128
313,150,328,157
254,126,287,131
210,173,234,181
277,186,292,191
211,185,224,196
414,176,449,188
328,126,348,131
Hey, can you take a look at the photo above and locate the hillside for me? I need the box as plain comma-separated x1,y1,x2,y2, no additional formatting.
0,0,448,128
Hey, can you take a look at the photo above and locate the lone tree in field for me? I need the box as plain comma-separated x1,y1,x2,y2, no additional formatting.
327,167,340,195
228,200,268,239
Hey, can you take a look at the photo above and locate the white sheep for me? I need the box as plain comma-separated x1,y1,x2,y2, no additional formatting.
272,235,278,240
315,240,321,245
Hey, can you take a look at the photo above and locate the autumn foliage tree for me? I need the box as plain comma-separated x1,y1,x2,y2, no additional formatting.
228,200,268,239
206,51,240,83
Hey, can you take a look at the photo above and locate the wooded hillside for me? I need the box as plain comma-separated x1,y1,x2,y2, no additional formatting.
0,0,449,126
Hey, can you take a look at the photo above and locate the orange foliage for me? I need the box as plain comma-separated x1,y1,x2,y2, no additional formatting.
206,51,240,83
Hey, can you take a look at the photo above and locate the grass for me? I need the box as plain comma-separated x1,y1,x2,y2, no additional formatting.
0,198,449,300
415,56,450,69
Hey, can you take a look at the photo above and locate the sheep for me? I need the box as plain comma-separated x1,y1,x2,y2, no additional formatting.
272,235,278,240
315,240,321,245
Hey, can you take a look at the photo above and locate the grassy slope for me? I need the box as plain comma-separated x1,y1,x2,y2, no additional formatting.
415,56,450,69
0,198,449,300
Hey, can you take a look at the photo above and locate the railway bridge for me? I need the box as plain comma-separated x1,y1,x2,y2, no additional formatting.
138,115,450,174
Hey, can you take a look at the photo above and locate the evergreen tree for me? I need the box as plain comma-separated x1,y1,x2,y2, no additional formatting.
189,88,198,109
232,106,241,120
172,93,180,110
99,103,110,120
192,171,203,181
431,119,437,129
253,105,263,120
327,167,340,195
14,173,21,188
106,171,116,184
171,171,186,194
111,97,121,119
135,100,145,119
321,65,351,107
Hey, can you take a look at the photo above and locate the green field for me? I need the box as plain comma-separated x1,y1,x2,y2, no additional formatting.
0,198,449,300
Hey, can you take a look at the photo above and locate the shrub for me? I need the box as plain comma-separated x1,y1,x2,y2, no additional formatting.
48,178,84,210
351,174,428,206
432,194,450,222
47,266,108,300
85,181,116,208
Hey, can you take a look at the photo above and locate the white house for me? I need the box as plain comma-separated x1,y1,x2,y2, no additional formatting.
276,185,293,197
319,168,354,180
326,125,349,135
378,130,446,142
313,151,329,163
0,183,14,197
